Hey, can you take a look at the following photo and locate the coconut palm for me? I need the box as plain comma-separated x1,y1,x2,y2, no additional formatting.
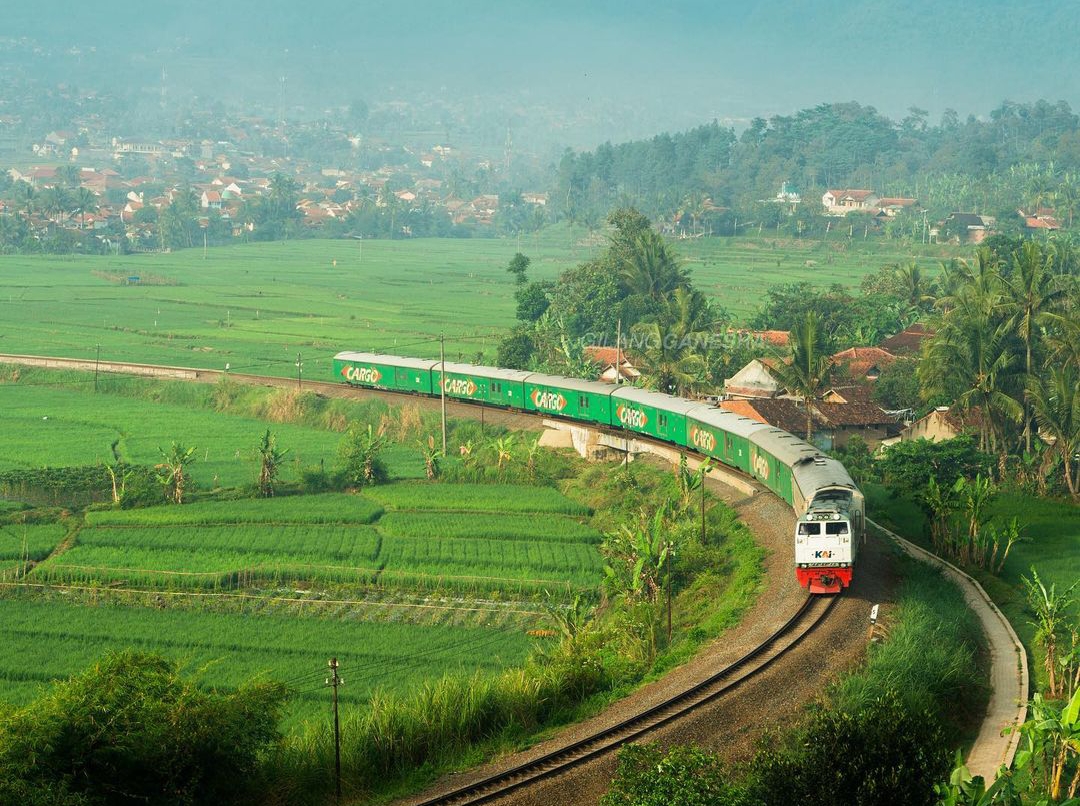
920,293,1023,456
630,288,712,395
771,310,834,441
617,229,690,300
1026,365,1080,498
1006,241,1068,452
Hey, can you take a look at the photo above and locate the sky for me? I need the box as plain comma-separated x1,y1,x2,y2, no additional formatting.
6,1,1080,147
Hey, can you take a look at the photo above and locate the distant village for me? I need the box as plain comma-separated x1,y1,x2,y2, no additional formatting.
0,116,1069,252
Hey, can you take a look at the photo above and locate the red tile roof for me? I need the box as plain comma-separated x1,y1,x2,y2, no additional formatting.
830,347,897,380
878,324,933,356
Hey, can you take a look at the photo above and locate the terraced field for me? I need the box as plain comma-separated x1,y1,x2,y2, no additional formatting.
0,483,604,724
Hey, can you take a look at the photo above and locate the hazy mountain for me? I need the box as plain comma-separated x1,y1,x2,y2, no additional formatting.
4,1,1079,149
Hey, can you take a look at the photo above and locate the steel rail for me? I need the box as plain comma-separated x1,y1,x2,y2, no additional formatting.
413,594,838,806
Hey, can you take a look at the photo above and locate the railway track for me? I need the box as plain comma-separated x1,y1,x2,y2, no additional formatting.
2,353,843,803
413,594,837,806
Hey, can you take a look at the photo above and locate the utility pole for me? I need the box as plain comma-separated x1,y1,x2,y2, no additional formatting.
94,344,100,392
701,477,707,544
295,352,302,391
666,543,673,645
439,335,447,456
326,658,343,803
615,318,622,385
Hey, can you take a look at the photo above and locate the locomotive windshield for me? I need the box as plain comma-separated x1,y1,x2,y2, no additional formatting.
825,521,849,535
797,522,821,535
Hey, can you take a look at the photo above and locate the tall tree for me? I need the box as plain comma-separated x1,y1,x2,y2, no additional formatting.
1026,366,1080,498
1006,241,1067,452
771,311,834,441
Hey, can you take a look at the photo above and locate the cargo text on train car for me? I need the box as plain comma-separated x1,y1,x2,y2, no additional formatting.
530,389,567,412
616,404,648,429
442,377,478,396
342,365,382,384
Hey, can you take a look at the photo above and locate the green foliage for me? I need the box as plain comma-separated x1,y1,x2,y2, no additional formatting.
364,481,589,514
338,423,389,489
602,743,744,806
0,650,287,806
0,464,156,508
873,356,923,412
748,692,949,806
830,435,877,485
256,428,290,497
506,251,530,284
879,435,993,501
155,442,197,504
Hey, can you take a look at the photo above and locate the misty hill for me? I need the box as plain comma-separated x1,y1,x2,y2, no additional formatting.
4,1,1079,150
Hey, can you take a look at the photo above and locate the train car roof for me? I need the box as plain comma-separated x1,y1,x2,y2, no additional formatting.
750,426,822,467
611,386,702,416
791,455,859,494
437,362,533,382
334,351,439,371
523,373,618,396
686,405,772,439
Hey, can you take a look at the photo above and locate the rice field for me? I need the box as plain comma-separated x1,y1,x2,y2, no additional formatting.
0,596,532,728
0,522,67,575
364,482,592,515
0,233,964,374
27,485,603,596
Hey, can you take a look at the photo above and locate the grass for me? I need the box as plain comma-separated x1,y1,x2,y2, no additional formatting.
0,234,965,373
0,595,532,729
866,482,1080,694
0,523,67,574
365,481,591,515
831,553,989,746
376,510,602,544
85,493,384,525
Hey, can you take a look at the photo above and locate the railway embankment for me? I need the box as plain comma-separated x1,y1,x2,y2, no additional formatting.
870,519,1028,780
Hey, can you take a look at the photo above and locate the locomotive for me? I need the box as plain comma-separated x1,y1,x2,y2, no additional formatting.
333,351,864,593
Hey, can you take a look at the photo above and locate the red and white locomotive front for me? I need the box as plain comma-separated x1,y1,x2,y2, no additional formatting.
795,505,855,594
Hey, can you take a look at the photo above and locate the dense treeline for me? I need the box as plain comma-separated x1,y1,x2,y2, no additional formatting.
555,100,1080,233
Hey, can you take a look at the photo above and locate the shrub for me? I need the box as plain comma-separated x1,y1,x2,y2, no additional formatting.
0,651,288,806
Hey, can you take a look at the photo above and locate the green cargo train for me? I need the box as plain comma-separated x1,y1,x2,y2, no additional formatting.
685,406,770,474
434,363,531,407
609,387,699,445
522,374,614,425
333,352,437,394
746,427,819,506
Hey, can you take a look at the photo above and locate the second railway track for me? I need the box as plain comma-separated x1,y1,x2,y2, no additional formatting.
413,594,838,806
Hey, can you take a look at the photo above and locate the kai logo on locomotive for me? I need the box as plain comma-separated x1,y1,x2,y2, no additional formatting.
813,550,835,558
341,365,383,384
442,377,478,396
616,405,649,429
530,389,567,412
689,425,716,453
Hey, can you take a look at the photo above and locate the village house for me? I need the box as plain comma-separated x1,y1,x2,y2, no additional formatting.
944,212,995,243
899,406,983,443
822,189,880,215
877,323,933,356
875,197,919,217
583,346,641,384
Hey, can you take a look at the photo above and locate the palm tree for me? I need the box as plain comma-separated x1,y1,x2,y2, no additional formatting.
1026,366,1080,498
71,188,98,230
617,229,690,300
771,311,834,441
1007,241,1067,453
630,288,712,395
894,262,935,310
920,294,1024,456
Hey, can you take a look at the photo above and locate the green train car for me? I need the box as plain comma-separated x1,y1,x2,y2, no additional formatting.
609,387,699,445
334,352,436,394
522,374,614,425
434,363,531,407
685,407,769,475
746,427,819,506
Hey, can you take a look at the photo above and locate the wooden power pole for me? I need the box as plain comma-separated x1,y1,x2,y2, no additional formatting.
327,657,343,803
